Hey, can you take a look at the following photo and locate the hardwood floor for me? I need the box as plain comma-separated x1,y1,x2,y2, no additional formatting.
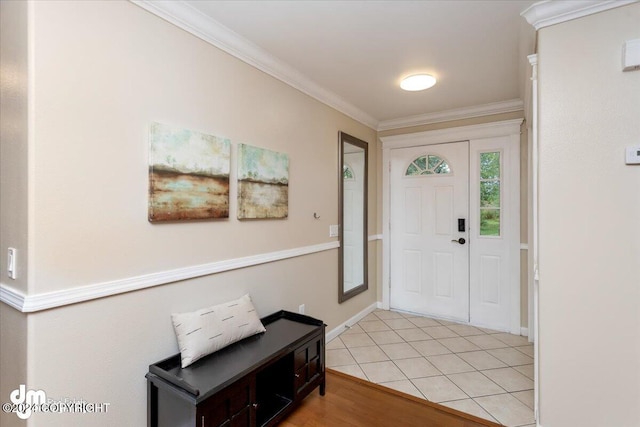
281,369,502,427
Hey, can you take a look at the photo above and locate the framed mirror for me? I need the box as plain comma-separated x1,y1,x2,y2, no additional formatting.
339,132,368,303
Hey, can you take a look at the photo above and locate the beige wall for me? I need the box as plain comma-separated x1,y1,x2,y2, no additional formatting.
378,112,530,329
30,0,376,294
538,4,640,426
0,308,28,427
0,0,29,293
1,1,379,425
0,2,30,425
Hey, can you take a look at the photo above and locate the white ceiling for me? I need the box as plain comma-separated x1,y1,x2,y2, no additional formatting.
183,0,537,127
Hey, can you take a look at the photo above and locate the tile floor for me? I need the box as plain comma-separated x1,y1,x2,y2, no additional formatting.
327,309,535,427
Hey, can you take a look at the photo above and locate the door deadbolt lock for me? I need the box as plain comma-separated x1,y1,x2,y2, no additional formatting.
451,238,466,245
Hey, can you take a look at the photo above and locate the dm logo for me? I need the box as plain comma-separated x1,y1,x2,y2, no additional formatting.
10,385,46,419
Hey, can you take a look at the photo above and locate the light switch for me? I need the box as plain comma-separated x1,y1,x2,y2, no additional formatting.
626,146,640,165
623,39,640,72
7,248,17,279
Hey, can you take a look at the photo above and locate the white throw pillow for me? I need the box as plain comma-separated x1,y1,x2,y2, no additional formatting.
171,294,266,368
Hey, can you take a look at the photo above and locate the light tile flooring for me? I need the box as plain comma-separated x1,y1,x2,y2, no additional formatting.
327,309,535,427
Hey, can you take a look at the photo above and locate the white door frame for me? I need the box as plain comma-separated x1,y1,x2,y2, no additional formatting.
380,119,523,335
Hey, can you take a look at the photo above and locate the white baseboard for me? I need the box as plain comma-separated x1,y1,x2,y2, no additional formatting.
325,303,378,342
521,327,529,337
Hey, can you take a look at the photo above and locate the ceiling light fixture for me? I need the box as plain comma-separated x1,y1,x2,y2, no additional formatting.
400,74,437,91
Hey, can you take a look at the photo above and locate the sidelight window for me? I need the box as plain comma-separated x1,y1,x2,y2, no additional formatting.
479,151,501,236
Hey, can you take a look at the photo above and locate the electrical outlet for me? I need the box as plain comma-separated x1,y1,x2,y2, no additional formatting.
329,225,339,237
298,304,305,314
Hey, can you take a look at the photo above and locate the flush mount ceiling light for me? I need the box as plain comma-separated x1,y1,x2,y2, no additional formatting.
400,74,437,91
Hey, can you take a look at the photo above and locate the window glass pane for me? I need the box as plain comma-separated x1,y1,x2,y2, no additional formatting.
414,156,427,170
480,209,500,236
407,155,452,176
427,155,442,169
480,152,500,179
343,165,354,180
480,181,500,207
434,161,451,174
406,163,420,176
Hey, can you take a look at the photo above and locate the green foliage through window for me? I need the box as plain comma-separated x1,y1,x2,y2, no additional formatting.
405,155,451,176
480,152,500,179
480,152,501,236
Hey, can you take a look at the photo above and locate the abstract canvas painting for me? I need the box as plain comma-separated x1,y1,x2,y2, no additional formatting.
237,143,289,219
148,122,230,222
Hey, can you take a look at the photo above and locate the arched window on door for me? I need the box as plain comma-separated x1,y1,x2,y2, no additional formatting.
405,154,452,176
343,164,355,181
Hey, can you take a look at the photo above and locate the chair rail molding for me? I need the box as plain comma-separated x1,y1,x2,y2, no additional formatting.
0,241,339,313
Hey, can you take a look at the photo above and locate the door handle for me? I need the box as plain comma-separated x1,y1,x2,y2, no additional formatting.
451,238,466,245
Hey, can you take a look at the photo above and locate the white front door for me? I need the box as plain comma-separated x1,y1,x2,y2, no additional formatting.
389,142,470,322
382,120,521,334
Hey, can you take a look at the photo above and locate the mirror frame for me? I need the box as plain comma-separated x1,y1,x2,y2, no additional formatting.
338,132,368,303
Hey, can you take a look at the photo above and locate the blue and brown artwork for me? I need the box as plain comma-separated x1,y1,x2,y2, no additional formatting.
237,143,289,219
148,122,230,222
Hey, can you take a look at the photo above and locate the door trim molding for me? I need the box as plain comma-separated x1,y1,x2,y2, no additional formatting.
380,119,523,334
381,119,523,150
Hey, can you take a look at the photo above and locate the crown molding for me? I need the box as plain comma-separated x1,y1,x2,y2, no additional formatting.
130,0,378,129
521,0,639,30
377,99,524,132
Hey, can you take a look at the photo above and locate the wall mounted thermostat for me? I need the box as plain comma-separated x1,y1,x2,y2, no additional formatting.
626,146,640,165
